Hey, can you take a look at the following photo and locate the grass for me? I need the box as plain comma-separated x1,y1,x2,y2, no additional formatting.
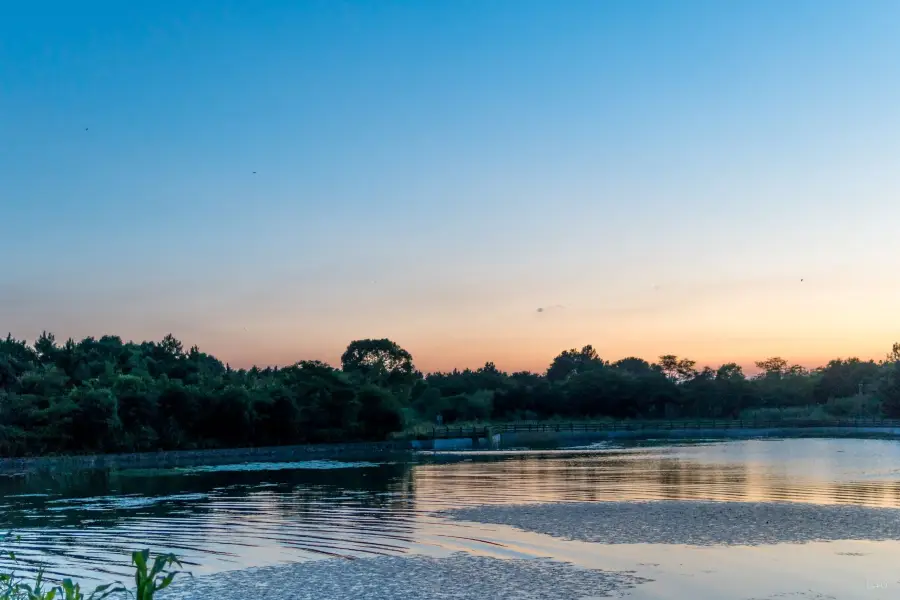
0,536,188,600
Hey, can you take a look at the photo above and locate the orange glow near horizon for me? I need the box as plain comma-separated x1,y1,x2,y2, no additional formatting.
223,342,893,376
195,271,900,374
11,267,900,375
218,324,897,375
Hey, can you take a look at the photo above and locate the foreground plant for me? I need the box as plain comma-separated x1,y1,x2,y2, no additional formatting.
131,550,187,600
0,537,188,600
55,577,122,600
0,568,120,600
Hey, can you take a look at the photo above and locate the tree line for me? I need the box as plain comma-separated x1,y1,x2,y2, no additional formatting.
2,332,900,456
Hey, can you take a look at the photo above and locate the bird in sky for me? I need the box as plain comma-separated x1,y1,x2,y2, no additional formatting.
537,304,565,313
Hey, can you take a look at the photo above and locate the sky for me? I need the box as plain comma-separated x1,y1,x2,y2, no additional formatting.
2,0,900,374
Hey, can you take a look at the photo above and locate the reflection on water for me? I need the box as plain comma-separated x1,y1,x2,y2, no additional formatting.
1,438,900,582
413,440,900,509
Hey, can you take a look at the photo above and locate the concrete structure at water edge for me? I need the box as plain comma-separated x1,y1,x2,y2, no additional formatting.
410,434,502,451
6,420,900,474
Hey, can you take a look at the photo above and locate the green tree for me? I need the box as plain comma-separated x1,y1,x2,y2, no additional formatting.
658,355,697,383
546,345,602,382
813,358,879,403
341,339,416,388
879,362,900,417
356,385,405,439
754,357,788,378
112,374,159,450
70,388,122,451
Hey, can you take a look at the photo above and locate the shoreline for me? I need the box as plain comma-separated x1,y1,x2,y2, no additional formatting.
0,440,408,473
5,422,900,472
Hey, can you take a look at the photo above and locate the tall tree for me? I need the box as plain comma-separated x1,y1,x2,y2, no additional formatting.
755,357,788,378
658,355,697,383
341,339,416,387
546,345,602,382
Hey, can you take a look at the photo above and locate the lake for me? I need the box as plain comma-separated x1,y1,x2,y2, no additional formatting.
3,437,900,599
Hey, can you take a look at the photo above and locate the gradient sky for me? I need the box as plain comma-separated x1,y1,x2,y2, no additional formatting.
3,0,900,373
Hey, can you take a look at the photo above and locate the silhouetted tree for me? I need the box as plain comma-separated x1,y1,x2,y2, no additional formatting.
1,330,898,457
546,345,603,382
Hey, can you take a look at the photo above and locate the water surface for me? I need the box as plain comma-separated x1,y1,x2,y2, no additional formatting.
2,437,899,598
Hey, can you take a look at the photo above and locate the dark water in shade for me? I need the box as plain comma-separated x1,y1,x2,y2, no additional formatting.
2,437,900,586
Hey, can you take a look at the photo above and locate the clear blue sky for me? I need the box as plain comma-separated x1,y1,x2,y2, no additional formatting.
3,0,900,372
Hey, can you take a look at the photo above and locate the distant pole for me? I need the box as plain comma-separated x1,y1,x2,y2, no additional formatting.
859,383,864,396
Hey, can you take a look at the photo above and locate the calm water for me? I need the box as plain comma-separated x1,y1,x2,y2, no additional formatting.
3,437,900,598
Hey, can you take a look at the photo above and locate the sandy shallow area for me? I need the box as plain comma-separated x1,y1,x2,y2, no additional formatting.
161,499,900,599
162,553,649,600
441,500,900,546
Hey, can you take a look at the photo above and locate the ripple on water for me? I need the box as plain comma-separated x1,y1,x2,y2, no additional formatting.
175,460,386,474
2,438,900,583
46,493,210,510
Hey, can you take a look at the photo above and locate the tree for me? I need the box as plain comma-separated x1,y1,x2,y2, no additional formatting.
341,339,416,387
682,367,718,416
886,342,900,364
112,374,159,450
156,381,199,448
546,345,602,382
879,362,900,417
70,387,122,451
34,331,58,365
755,357,788,378
612,357,655,375
716,363,745,381
658,355,697,383
210,385,255,446
4,327,900,457
159,334,184,358
356,385,405,439
813,358,879,403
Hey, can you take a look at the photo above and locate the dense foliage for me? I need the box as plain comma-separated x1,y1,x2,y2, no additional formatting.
2,332,900,456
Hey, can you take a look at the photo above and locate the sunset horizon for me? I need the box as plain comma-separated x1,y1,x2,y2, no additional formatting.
8,325,897,377
4,1,899,379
